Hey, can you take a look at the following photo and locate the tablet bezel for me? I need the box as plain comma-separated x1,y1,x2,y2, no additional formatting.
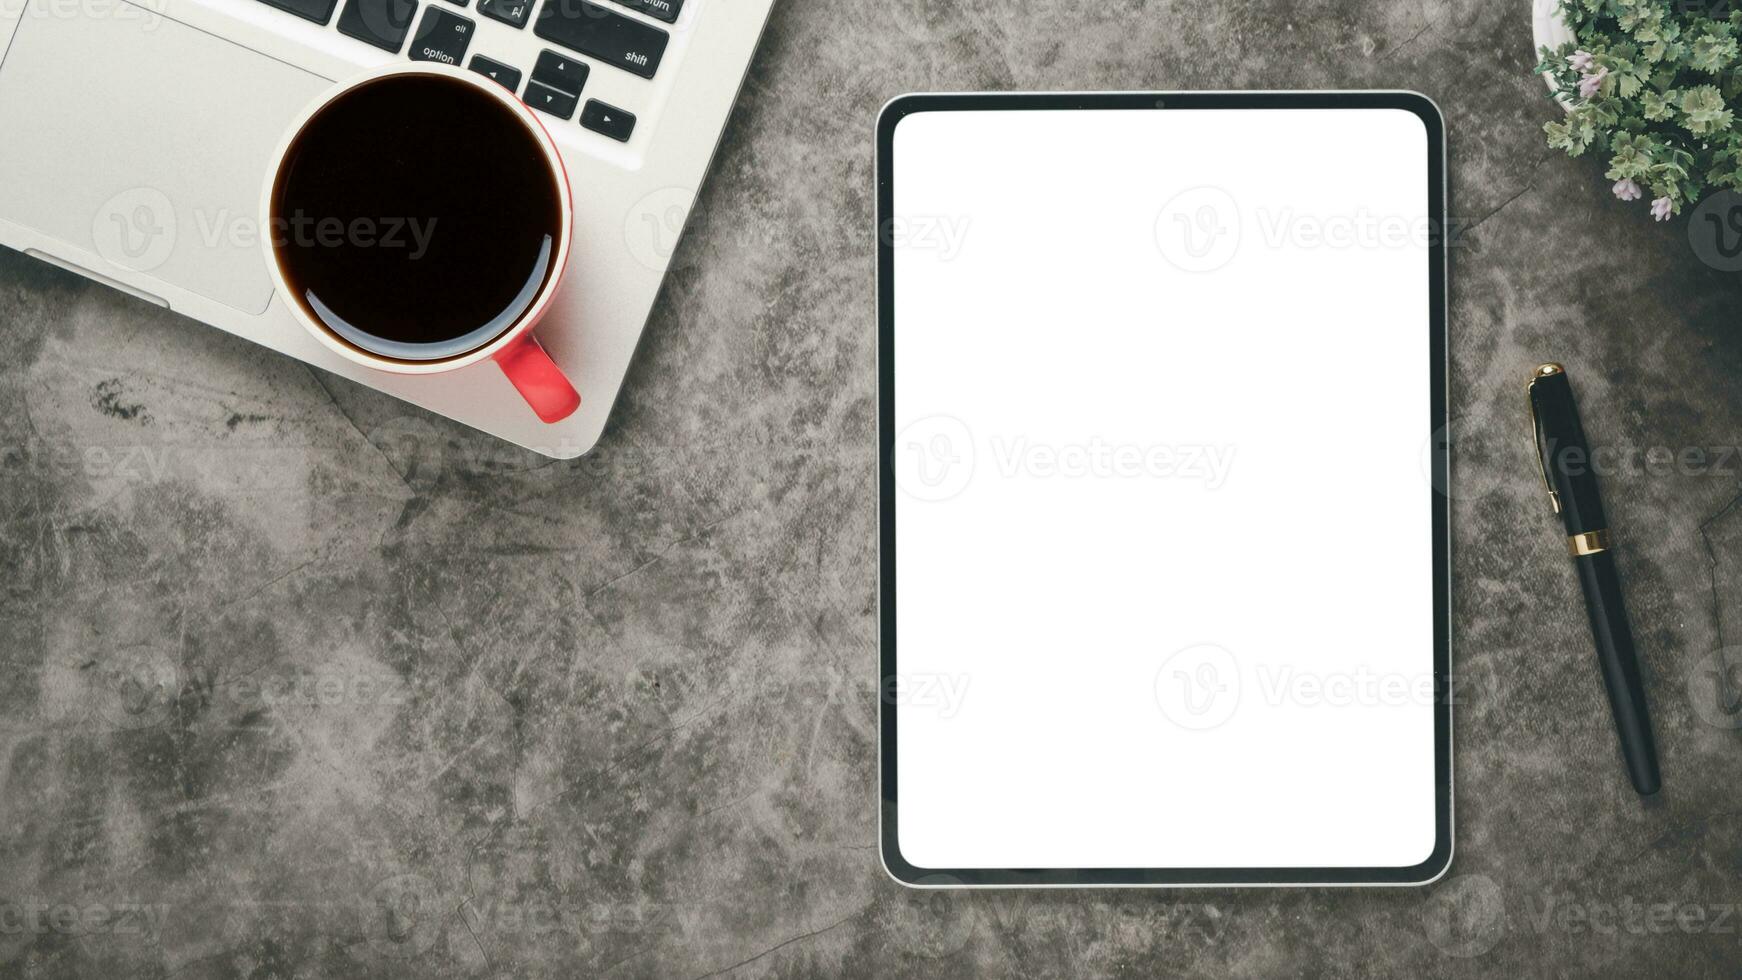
876,91,1452,887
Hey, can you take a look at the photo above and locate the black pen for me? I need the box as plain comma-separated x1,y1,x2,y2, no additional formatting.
1528,363,1661,795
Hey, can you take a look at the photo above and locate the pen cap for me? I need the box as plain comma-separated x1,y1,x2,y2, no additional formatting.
1529,368,1608,534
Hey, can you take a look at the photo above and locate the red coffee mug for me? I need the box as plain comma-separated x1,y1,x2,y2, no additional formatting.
260,62,580,423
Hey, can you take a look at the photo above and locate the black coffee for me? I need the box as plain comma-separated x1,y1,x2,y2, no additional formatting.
270,73,564,361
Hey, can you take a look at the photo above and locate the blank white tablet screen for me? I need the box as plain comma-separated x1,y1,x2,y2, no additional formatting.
891,106,1437,871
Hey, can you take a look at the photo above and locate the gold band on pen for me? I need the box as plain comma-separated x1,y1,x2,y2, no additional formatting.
1568,529,1611,556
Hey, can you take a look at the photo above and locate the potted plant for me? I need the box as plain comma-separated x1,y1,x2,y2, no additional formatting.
1532,0,1742,221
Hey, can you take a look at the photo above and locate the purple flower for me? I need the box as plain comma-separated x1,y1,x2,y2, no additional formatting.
1612,178,1642,201
1651,196,1673,221
1578,67,1608,99
1568,50,1596,73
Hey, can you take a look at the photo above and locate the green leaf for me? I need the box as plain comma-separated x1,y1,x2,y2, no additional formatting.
1546,115,1599,157
1722,69,1742,101
1606,132,1655,180
1689,32,1740,74
1641,89,1675,120
1617,5,1653,33
1682,84,1735,135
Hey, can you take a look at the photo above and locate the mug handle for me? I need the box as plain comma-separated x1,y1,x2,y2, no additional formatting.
493,334,580,423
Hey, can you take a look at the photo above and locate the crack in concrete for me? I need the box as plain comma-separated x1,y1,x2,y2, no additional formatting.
685,906,865,980
1698,487,1742,708
303,364,416,497
1379,20,1434,62
1698,488,1742,647
1460,155,1554,238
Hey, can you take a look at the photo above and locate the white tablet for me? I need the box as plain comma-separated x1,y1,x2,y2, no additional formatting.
878,93,1450,887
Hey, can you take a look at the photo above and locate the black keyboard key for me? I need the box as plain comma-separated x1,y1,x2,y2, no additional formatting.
441,0,467,6
579,99,634,141
477,0,531,27
409,7,473,65
532,50,589,95
535,0,668,79
469,55,522,92
338,0,417,52
613,0,680,22
256,0,340,25
524,81,578,120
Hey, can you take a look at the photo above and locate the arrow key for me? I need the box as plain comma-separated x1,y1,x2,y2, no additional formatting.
532,49,590,95
468,55,522,93
524,80,578,120
579,99,635,142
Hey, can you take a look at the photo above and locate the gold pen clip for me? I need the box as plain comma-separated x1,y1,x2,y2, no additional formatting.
1527,363,1564,514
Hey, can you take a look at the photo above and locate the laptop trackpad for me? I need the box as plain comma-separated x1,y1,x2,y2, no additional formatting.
0,1,329,314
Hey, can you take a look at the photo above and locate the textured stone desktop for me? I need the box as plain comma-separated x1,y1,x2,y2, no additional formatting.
2,1,1741,976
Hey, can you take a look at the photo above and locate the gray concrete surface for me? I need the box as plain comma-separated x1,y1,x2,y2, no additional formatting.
4,0,1742,976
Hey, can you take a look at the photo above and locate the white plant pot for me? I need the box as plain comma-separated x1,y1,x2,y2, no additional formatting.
1532,0,1578,108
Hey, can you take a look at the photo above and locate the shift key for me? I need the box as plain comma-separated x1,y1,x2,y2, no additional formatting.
534,0,667,79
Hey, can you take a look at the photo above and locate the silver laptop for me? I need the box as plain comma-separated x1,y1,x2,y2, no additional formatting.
0,0,774,456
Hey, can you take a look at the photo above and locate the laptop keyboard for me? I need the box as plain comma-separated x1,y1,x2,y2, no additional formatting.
257,0,341,24
477,0,532,28
337,0,416,52
254,0,685,141
533,0,666,79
